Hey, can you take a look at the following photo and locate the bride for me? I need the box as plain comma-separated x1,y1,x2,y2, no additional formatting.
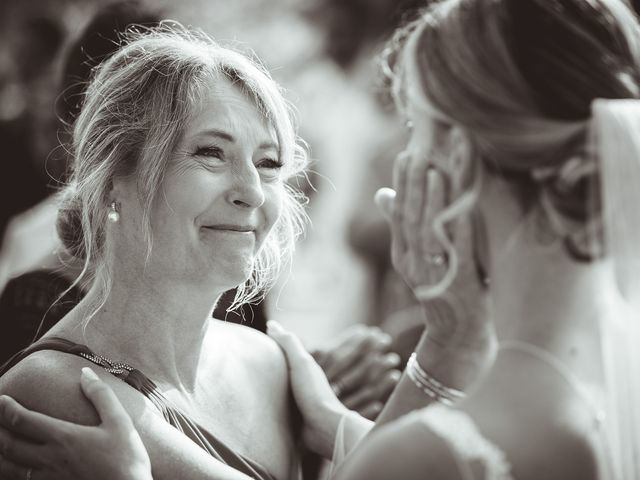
2,0,640,478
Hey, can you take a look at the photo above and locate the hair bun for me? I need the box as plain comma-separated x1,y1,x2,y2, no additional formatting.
56,190,86,260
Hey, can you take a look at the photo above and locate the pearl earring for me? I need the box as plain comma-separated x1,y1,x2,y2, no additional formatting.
108,201,120,223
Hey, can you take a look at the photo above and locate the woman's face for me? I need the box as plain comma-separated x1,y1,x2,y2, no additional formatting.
113,79,284,290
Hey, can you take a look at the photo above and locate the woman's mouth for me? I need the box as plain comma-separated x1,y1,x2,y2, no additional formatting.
202,224,256,234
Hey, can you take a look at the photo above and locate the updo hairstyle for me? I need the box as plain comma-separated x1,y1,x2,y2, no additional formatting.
384,0,640,293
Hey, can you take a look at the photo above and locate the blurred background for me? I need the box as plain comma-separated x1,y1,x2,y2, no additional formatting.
0,0,430,352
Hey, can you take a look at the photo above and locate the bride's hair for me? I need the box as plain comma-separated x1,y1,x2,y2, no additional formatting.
385,0,640,292
57,23,308,319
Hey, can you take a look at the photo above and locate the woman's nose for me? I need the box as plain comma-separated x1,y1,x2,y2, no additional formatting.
226,164,265,208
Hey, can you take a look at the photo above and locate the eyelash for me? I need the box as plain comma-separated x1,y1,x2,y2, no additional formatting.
194,146,223,158
257,158,284,170
193,146,283,170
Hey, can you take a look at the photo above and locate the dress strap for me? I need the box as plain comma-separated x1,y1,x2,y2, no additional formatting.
499,340,604,425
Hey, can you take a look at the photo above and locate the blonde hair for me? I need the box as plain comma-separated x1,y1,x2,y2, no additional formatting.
57,23,308,318
385,0,640,293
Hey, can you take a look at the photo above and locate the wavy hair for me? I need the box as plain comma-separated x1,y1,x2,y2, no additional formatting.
384,0,640,294
57,23,309,320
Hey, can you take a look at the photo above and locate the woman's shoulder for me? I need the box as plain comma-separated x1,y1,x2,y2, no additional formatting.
0,349,149,425
454,348,601,480
0,349,101,424
204,320,289,392
207,319,286,365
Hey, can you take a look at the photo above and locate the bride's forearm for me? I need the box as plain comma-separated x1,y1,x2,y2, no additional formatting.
374,326,495,427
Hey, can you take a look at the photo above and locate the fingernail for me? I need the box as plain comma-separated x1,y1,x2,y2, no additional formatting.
386,353,401,366
81,367,99,381
376,333,392,347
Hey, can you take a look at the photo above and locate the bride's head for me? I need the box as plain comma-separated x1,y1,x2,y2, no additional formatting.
386,0,640,283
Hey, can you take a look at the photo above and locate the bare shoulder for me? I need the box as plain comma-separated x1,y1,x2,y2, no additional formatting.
461,348,600,480
0,349,150,425
208,320,287,372
0,350,248,479
336,411,462,480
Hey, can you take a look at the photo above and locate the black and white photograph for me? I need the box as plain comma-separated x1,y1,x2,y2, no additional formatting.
0,0,639,478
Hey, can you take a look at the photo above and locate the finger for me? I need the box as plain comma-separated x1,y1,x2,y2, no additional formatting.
454,210,475,269
390,152,410,257
364,352,401,383
334,351,400,399
323,329,392,381
80,368,132,430
373,369,402,404
266,321,316,366
374,188,395,224
341,386,376,410
0,396,69,443
358,401,384,420
320,326,369,378
330,357,373,399
340,365,401,410
420,168,447,259
403,155,431,255
0,453,33,480
0,427,45,469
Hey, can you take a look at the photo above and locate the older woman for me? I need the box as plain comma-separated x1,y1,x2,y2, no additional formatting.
0,24,310,480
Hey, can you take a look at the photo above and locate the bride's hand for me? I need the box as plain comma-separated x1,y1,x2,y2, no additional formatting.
375,152,495,389
267,321,350,459
0,368,151,480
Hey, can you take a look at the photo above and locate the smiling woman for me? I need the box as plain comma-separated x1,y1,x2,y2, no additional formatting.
0,23,309,480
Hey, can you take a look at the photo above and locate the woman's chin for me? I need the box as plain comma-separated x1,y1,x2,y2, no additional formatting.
208,257,255,288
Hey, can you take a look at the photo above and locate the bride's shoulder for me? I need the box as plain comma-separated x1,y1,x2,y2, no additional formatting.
457,349,600,480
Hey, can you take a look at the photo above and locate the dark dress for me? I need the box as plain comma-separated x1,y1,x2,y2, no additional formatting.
0,337,281,480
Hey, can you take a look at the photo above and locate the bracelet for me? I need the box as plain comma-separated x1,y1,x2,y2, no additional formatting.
406,352,466,406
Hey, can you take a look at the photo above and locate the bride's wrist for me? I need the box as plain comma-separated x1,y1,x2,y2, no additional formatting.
414,326,496,391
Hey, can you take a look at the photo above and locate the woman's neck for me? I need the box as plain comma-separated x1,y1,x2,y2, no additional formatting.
488,228,612,384
52,270,226,391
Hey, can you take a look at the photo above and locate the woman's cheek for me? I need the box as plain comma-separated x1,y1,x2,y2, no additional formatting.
264,182,285,229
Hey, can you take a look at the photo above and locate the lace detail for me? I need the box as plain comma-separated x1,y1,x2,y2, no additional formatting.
415,404,514,480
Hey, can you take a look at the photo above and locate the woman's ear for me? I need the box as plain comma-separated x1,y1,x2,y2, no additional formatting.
108,175,131,204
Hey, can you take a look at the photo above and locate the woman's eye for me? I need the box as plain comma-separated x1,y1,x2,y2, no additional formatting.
194,146,224,159
257,158,283,170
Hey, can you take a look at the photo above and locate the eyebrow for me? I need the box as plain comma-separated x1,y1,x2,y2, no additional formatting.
197,129,278,150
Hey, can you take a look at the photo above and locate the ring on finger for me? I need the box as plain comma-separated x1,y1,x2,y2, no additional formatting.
425,252,447,266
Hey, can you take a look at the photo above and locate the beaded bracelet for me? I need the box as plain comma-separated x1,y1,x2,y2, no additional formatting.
406,352,466,406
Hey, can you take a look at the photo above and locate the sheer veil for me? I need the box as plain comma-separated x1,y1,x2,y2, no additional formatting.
592,99,640,479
